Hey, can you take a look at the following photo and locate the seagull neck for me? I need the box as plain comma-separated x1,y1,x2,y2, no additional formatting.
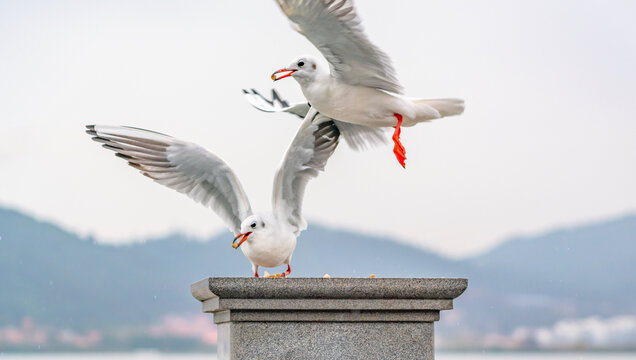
296,69,329,88
299,74,332,105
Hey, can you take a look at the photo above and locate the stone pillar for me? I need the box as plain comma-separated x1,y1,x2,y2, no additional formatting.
191,277,467,360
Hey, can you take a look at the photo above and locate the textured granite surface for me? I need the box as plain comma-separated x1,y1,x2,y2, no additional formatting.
191,277,468,300
221,321,434,360
192,277,467,360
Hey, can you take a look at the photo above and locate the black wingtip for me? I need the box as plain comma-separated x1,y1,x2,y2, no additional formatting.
271,88,289,107
102,143,124,152
91,136,111,144
128,162,144,171
142,172,158,180
86,125,95,130
86,130,97,136
115,152,133,160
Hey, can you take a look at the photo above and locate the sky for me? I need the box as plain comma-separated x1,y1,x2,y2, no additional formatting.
0,0,635,258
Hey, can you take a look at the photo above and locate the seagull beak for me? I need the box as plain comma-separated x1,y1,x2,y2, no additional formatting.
271,68,297,81
232,232,252,249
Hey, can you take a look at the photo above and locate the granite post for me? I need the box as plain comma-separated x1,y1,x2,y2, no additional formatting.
191,277,467,360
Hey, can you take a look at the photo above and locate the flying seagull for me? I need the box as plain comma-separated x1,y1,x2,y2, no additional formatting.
242,88,387,151
270,0,465,168
86,108,339,277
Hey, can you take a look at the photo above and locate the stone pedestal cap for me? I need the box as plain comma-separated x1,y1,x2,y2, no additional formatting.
192,277,467,300
192,277,467,323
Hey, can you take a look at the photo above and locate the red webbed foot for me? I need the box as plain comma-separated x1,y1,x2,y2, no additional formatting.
392,114,406,168
280,264,291,278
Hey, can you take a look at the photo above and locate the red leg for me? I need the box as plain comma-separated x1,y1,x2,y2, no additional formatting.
281,264,291,278
392,114,406,168
254,271,259,278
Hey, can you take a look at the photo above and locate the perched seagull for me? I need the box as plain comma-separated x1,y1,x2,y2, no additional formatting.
242,88,387,151
270,0,465,168
85,109,339,278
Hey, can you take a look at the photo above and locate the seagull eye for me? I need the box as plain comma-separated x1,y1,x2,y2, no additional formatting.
250,222,257,229
298,61,305,67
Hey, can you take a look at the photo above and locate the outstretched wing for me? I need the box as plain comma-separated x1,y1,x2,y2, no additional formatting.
86,125,253,234
272,109,339,234
242,88,310,118
243,88,388,151
276,0,403,94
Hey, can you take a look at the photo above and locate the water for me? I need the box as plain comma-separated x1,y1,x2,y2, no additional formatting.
438,353,636,360
0,354,213,360
0,353,635,360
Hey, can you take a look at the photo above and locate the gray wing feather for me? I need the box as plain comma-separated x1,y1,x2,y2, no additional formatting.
272,108,340,234
276,0,404,94
242,88,310,118
86,125,253,234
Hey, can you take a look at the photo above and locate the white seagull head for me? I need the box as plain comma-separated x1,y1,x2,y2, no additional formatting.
271,55,320,86
232,214,267,249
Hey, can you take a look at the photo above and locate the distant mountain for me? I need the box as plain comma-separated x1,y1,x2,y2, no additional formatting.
468,215,636,295
455,215,636,334
0,207,463,331
1,206,635,350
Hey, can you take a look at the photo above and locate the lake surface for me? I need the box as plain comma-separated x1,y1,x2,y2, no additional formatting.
1,353,635,360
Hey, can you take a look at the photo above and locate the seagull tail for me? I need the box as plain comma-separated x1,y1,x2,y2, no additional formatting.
408,98,465,126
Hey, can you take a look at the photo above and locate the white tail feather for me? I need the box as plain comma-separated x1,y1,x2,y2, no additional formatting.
409,98,465,126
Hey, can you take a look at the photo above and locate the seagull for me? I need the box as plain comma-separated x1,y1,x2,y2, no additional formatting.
270,0,465,168
85,108,339,278
242,88,387,151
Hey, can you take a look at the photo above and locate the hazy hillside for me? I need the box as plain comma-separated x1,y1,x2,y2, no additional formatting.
455,215,636,334
1,206,635,350
468,215,636,296
0,207,463,331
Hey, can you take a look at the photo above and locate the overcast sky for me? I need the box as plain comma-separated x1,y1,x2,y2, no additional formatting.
1,0,635,257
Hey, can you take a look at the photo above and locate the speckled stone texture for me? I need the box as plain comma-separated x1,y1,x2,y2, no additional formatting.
192,277,467,300
222,322,434,360
191,278,467,360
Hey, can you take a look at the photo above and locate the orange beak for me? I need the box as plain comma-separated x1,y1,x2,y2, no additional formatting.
232,232,252,249
271,68,297,81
